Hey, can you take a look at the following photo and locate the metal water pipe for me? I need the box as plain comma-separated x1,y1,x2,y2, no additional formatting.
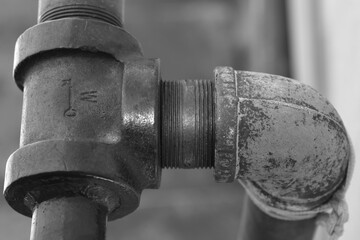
4,0,351,239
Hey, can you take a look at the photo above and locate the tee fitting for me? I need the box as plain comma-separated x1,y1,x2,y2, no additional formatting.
6,1,160,237
4,0,351,239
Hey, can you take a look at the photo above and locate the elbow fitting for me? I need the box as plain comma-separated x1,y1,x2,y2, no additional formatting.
213,67,350,212
159,66,350,213
4,1,350,237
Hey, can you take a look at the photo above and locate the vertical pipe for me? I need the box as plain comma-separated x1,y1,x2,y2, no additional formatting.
38,0,124,27
30,197,107,240
238,196,316,240
232,0,317,239
232,0,291,77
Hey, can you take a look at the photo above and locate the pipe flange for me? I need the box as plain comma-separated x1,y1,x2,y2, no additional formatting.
214,67,238,183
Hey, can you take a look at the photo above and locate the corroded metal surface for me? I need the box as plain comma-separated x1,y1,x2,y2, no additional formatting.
4,0,352,239
159,66,350,212
220,68,350,211
214,67,238,182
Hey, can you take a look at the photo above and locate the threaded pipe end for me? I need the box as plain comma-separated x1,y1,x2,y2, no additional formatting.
38,0,123,27
161,79,215,169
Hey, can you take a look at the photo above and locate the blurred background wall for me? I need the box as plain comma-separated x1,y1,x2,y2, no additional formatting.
0,0,358,239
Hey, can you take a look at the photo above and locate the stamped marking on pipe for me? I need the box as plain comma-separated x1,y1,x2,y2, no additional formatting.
80,91,98,103
61,78,77,118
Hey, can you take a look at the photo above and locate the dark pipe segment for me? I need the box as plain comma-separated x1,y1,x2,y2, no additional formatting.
3,0,351,239
31,197,107,240
238,195,316,240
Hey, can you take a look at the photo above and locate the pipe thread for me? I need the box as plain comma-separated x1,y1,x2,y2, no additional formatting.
161,79,215,169
39,4,123,27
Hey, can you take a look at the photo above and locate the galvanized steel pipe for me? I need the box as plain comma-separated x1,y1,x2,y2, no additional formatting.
162,67,350,213
3,0,351,239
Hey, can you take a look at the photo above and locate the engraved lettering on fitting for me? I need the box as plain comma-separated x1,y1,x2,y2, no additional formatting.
61,79,77,118
80,91,98,103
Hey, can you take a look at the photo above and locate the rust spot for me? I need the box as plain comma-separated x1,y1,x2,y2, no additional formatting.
238,99,271,175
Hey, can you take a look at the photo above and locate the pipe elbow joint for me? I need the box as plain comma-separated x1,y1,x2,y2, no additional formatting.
214,67,351,213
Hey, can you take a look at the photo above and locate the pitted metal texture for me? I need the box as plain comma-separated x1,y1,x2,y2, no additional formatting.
3,0,352,239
